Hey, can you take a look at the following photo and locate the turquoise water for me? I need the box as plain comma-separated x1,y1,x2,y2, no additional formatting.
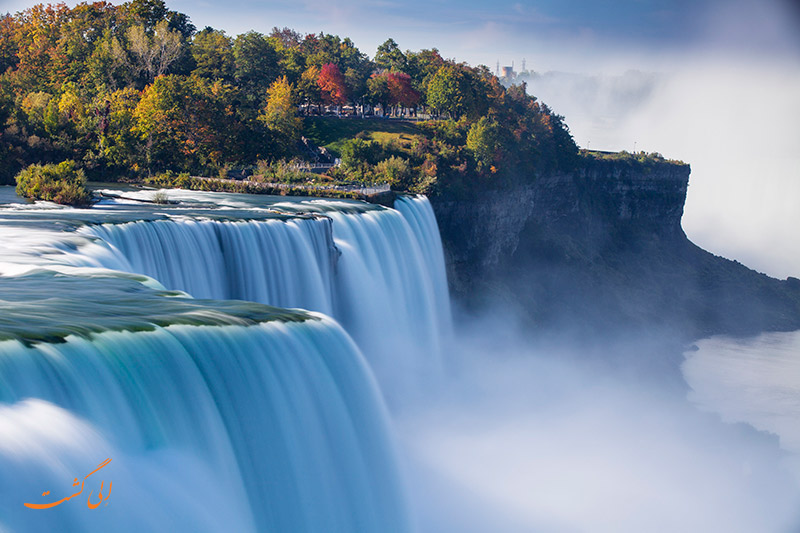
0,188,450,532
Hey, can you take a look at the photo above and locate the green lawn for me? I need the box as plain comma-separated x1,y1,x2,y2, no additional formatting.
303,117,424,157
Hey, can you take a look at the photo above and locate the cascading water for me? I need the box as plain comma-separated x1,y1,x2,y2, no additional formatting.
80,217,337,315
71,195,450,395
0,275,409,532
0,190,451,531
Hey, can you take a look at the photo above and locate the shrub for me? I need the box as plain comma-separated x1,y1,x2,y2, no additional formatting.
252,159,309,184
151,190,170,204
15,161,93,206
375,156,413,190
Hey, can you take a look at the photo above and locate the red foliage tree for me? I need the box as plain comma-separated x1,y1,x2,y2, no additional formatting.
386,71,419,108
317,63,347,105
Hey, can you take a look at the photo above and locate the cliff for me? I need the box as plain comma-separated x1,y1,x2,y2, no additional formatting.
430,157,800,339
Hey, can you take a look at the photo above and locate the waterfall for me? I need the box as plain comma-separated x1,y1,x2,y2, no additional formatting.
73,195,450,394
0,277,409,532
0,191,450,531
80,217,337,315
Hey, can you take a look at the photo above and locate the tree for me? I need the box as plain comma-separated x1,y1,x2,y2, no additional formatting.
233,31,279,104
297,65,321,112
466,116,499,171
122,0,195,37
317,63,347,106
133,75,244,173
127,20,184,83
386,72,419,109
367,73,390,114
344,62,372,114
0,15,19,75
426,65,463,118
269,27,303,50
96,87,143,172
374,38,406,72
375,155,413,190
191,27,234,81
405,49,443,87
258,76,301,156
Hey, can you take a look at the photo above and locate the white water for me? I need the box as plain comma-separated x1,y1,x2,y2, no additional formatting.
0,320,409,532
80,217,337,315
0,191,450,532
71,195,450,396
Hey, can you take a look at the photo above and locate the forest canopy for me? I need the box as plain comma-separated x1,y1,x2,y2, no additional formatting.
0,1,578,194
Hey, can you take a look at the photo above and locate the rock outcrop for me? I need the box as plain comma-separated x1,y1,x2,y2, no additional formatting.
430,158,800,339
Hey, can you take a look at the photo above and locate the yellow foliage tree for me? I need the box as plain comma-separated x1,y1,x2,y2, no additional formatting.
259,76,301,156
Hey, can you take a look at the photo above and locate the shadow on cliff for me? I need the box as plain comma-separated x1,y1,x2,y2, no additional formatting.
431,157,800,342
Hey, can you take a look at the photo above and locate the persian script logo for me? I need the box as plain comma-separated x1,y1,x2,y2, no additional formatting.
24,458,113,510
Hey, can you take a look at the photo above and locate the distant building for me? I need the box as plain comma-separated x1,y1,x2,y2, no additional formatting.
501,66,515,79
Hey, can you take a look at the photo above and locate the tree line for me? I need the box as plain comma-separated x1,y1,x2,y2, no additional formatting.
0,0,578,193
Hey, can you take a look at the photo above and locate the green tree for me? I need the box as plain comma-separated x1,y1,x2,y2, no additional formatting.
374,38,406,72
191,27,234,81
427,65,463,118
96,87,143,172
366,73,390,113
233,31,279,104
466,116,499,171
340,138,381,177
375,155,413,190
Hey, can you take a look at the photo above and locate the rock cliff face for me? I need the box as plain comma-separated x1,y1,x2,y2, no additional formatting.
430,159,800,339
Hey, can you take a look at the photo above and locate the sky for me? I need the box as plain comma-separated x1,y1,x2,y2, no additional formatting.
3,0,800,278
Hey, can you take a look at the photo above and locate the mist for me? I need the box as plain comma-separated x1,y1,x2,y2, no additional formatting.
527,59,800,280
397,313,800,532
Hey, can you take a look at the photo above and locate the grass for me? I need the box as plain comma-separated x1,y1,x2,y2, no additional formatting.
303,117,424,157
579,149,687,166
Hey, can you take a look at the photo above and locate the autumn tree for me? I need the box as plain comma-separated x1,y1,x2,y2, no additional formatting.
386,72,420,110
134,75,244,173
0,15,19,75
297,65,321,112
317,63,347,107
258,76,301,156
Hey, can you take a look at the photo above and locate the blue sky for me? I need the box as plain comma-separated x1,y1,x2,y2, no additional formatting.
3,0,798,69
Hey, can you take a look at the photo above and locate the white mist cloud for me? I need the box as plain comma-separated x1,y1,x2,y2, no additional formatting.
398,324,800,532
